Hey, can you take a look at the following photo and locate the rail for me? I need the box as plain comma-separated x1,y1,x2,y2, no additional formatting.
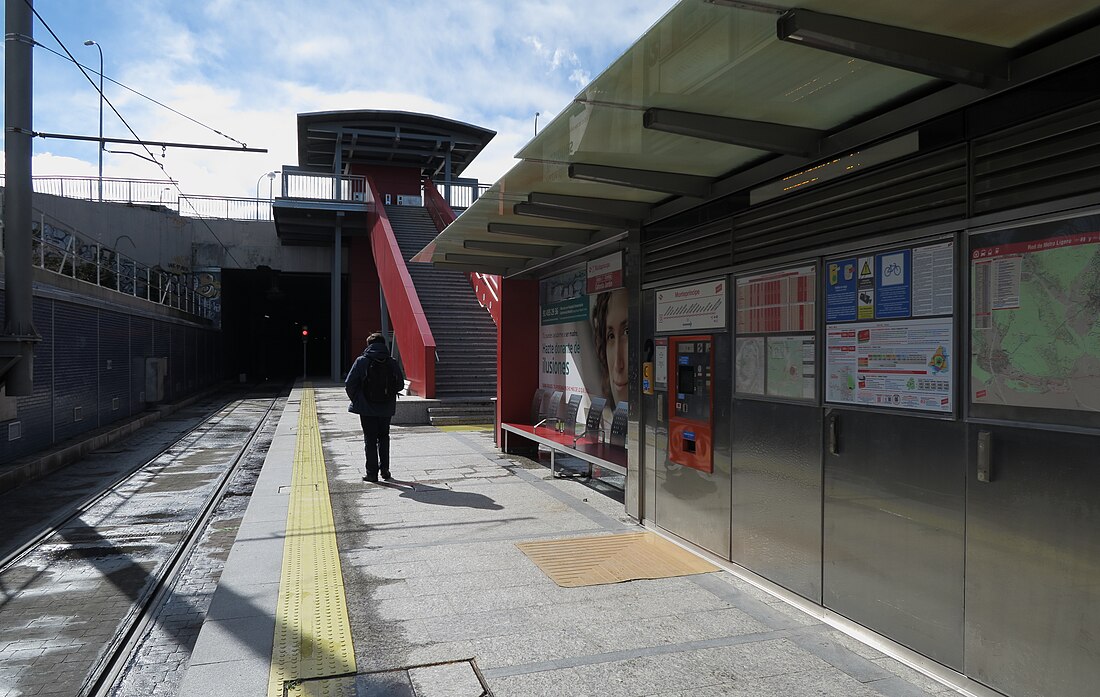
368,175,436,397
423,179,501,327
178,195,273,221
0,175,179,205
282,170,369,203
12,215,216,321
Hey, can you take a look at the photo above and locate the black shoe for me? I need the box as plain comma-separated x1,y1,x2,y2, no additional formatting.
363,475,378,483
381,471,392,481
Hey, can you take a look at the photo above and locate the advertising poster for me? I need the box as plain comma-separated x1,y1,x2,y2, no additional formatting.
971,224,1100,412
825,318,953,412
539,266,631,449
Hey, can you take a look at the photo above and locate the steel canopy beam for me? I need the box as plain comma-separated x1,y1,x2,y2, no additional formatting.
777,9,1011,87
442,253,524,266
567,162,712,197
433,260,513,274
464,239,561,258
643,108,826,158
514,202,637,229
486,222,594,245
527,192,651,219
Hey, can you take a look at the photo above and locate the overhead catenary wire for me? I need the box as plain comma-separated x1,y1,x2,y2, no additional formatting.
33,42,250,149
24,0,249,267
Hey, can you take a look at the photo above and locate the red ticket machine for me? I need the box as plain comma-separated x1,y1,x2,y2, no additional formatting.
668,335,714,473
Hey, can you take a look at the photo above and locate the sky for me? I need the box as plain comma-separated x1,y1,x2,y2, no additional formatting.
2,0,676,200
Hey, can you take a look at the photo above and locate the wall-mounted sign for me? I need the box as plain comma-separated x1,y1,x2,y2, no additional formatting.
971,223,1100,413
735,265,815,333
587,251,623,293
657,279,726,333
825,318,953,412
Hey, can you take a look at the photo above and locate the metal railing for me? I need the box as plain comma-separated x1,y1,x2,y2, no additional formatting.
0,175,179,206
0,173,487,220
282,170,369,203
178,195,274,221
17,217,216,320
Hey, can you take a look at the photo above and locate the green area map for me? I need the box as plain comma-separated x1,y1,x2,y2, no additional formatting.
972,238,1100,412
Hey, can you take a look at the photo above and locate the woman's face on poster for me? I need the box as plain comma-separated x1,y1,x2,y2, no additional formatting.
605,289,629,406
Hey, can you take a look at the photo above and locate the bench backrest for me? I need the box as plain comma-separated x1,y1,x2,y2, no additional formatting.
530,388,549,423
562,393,582,431
610,400,629,447
585,396,607,433
544,390,564,421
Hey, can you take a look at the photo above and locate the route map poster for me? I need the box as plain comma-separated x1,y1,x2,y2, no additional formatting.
824,241,955,413
971,220,1100,413
735,266,816,400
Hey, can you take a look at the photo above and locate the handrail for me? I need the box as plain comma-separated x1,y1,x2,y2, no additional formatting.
423,179,501,327
6,214,215,321
0,175,179,205
367,175,436,398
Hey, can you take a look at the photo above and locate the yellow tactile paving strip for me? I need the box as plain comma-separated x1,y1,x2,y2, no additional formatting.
516,531,719,588
267,385,356,697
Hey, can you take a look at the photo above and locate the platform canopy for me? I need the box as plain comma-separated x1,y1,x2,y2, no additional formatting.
295,109,496,177
417,0,1100,276
274,110,496,244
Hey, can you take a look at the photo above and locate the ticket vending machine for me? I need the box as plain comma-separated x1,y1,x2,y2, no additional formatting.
668,335,714,473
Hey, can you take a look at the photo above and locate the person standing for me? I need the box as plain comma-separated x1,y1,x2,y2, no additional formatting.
345,331,405,482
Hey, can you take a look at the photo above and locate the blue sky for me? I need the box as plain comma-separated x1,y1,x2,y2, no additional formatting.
4,0,674,198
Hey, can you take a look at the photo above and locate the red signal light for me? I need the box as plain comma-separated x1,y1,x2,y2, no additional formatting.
301,325,309,337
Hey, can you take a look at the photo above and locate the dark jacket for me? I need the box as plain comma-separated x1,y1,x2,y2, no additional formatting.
345,342,405,417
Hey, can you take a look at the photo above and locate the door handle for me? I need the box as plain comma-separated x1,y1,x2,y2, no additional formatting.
828,414,839,455
977,430,993,482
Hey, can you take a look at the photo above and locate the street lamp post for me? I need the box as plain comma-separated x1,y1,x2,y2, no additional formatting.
83,40,104,202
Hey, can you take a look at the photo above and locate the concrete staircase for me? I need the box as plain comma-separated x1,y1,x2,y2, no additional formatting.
384,205,497,422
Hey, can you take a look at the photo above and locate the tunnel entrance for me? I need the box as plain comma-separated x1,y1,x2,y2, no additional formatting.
221,268,344,382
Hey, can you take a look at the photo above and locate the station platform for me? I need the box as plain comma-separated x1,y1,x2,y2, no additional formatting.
178,383,967,697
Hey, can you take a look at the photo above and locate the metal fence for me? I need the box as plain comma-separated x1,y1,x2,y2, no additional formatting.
28,218,215,320
0,175,179,206
178,195,274,221
282,171,369,202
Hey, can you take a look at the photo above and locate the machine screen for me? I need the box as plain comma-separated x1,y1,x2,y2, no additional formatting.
674,341,711,421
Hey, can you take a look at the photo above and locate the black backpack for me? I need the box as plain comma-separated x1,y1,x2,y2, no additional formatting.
364,356,398,403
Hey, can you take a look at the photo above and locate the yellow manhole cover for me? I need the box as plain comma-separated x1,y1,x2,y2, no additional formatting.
516,531,718,588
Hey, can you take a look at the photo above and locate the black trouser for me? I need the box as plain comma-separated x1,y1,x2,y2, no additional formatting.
359,414,392,477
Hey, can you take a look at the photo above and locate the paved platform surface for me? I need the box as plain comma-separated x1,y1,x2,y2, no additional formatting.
178,384,968,697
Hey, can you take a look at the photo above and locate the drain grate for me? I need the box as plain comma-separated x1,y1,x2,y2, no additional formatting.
285,658,492,697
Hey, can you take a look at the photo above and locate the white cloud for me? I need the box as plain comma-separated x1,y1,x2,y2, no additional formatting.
19,1,676,199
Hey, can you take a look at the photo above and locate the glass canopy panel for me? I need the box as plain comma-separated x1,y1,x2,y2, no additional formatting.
519,0,937,169
758,0,1100,46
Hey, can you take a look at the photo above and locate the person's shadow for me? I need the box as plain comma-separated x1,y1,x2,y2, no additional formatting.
383,481,503,510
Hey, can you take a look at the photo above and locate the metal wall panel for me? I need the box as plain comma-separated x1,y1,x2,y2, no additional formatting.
655,331,733,558
641,289,659,524
52,303,98,442
642,220,732,285
98,310,129,423
129,315,152,411
0,296,54,462
965,424,1100,697
732,147,967,263
731,400,822,602
823,409,966,669
973,99,1100,215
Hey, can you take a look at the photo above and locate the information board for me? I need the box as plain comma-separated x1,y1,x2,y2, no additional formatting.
735,265,816,400
825,318,953,412
971,223,1100,413
824,241,955,413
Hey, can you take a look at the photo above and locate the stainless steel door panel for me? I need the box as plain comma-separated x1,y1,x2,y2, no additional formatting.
965,425,1100,697
823,409,966,669
731,400,822,603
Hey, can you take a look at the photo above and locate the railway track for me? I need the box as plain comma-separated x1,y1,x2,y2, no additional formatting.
0,387,286,697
